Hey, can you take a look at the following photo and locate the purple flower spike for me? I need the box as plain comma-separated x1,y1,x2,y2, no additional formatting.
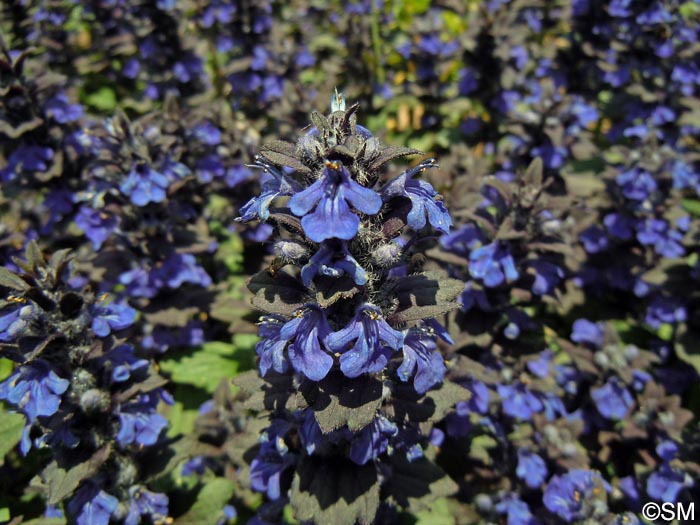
325,304,404,378
289,160,382,242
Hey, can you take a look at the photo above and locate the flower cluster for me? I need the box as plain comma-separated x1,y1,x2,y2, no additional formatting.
215,94,462,524
0,244,170,524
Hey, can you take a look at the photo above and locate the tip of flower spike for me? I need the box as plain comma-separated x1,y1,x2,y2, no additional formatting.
331,88,345,112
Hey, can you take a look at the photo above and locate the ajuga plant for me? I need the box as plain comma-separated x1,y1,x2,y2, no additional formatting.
195,92,466,525
0,242,171,524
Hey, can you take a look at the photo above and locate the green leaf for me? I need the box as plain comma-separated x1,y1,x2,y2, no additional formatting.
384,456,457,512
20,518,65,525
247,270,307,316
160,342,240,394
680,1,700,19
291,457,380,525
469,435,498,464
0,267,30,291
215,230,245,274
414,498,456,525
259,140,311,174
0,508,9,522
165,384,211,438
0,358,14,381
43,445,111,504
681,198,700,217
174,479,235,525
0,410,25,464
307,373,383,433
386,270,463,324
676,327,700,374
83,87,117,112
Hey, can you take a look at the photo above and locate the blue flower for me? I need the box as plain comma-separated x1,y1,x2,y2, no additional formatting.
645,295,687,329
397,328,446,394
579,226,608,254
218,504,238,525
646,464,687,503
191,121,222,145
349,416,398,465
280,306,333,381
656,440,679,462
195,154,225,183
469,242,519,287
105,344,149,383
239,161,302,222
256,316,292,377
301,242,367,287
543,469,608,522
68,484,119,525
75,207,120,250
325,304,404,378
571,319,604,348
527,350,553,378
636,219,685,258
615,167,657,201
0,305,27,342
591,377,634,420
120,164,171,206
604,213,635,240
250,430,295,500
440,223,483,257
90,299,137,337
119,268,158,299
529,260,564,296
497,383,543,420
0,145,53,182
45,93,83,123
153,253,212,289
0,361,69,422
298,411,324,455
381,159,451,233
516,449,548,488
124,486,169,525
289,160,382,242
116,393,168,447
494,494,538,525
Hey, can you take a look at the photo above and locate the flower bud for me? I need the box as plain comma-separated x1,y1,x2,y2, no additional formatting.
80,388,111,414
370,242,401,267
274,240,309,264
